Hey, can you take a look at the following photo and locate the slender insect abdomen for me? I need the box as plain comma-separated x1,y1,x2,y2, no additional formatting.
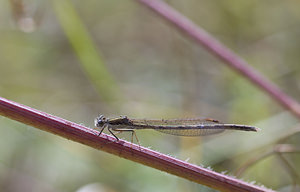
154,126,224,136
154,124,258,136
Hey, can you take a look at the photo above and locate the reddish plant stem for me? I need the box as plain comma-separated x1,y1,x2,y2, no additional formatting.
137,0,300,118
0,97,272,192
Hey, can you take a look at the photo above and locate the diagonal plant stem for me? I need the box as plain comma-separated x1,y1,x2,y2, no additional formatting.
53,0,122,104
235,144,300,177
276,153,300,185
0,96,272,192
137,0,300,119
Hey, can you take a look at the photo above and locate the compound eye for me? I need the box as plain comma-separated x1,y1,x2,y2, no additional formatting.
95,115,106,127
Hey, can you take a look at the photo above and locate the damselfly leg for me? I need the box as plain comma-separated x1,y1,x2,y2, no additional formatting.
96,125,120,141
112,128,141,148
96,124,141,148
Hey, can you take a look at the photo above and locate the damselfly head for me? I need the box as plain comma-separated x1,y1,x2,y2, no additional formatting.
94,115,108,127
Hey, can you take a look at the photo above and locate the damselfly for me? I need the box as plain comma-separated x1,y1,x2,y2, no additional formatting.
94,115,259,142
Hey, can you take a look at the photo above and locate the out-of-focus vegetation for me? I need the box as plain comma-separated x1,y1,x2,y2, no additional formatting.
1,0,300,191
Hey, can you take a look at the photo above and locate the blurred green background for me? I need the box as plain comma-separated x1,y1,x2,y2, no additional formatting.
1,0,300,191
